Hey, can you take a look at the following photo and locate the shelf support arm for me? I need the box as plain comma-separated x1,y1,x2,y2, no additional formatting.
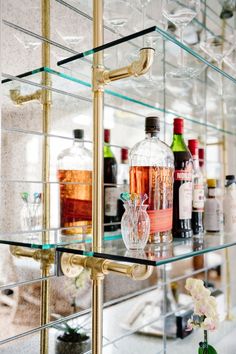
95,47,155,88
59,253,153,281
9,246,55,267
9,88,42,105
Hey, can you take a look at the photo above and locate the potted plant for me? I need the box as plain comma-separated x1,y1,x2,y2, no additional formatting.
54,320,91,354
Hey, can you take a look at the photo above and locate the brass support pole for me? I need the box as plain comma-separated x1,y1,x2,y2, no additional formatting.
92,1,104,353
41,1,51,353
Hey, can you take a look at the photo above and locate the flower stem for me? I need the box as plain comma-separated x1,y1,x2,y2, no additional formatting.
203,330,208,354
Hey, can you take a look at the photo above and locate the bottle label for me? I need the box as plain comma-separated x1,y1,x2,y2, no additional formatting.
174,170,192,181
193,184,204,210
105,187,118,216
204,200,220,231
147,208,172,233
58,169,92,224
179,182,193,219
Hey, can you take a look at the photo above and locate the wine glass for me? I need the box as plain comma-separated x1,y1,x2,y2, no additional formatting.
162,0,201,79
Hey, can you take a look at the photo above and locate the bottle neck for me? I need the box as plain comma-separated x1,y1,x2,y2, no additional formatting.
208,187,216,198
145,131,160,139
171,133,187,151
73,139,84,148
192,155,200,171
104,141,114,158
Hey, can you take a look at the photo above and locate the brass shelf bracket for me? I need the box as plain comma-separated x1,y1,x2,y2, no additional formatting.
94,47,155,90
58,252,153,281
9,246,55,269
9,88,42,105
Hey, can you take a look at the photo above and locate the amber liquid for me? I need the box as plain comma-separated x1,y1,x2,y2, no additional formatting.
130,166,174,243
58,169,92,235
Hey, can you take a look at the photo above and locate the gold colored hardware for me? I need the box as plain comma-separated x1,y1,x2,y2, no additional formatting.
60,252,84,278
61,254,153,281
92,0,104,351
9,88,42,105
9,246,55,265
41,1,51,353
97,47,155,86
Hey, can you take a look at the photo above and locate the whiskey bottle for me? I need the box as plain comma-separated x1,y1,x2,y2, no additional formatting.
130,116,174,243
57,129,92,235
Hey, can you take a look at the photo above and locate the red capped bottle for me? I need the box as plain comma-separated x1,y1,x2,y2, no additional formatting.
171,118,193,238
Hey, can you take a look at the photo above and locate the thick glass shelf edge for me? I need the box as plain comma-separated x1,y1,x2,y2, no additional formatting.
0,233,122,250
2,66,91,89
2,68,235,136
57,25,236,88
56,233,236,266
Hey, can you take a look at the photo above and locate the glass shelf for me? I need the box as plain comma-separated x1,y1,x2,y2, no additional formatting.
2,66,231,138
0,231,124,250
56,233,236,266
58,26,236,136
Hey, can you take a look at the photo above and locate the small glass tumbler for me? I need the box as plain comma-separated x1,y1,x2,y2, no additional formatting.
121,204,150,250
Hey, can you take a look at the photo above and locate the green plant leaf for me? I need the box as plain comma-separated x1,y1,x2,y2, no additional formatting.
198,345,218,354
208,345,218,354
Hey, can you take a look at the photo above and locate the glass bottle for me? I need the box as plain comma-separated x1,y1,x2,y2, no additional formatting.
117,147,129,221
104,129,119,232
204,179,220,232
223,175,236,233
188,139,204,235
129,116,174,244
57,129,92,235
171,118,193,238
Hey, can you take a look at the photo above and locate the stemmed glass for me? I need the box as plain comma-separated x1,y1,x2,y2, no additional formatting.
200,34,230,95
162,0,201,79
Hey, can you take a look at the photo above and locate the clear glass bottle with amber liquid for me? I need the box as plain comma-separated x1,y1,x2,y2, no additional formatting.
104,129,119,232
171,118,193,238
188,139,204,235
57,129,92,235
129,116,174,244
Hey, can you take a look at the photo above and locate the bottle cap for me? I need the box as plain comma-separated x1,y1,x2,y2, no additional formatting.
104,129,110,143
188,139,199,156
226,175,236,186
145,116,160,133
121,148,128,162
220,7,233,19
73,129,84,139
226,175,235,180
173,118,184,134
207,179,217,188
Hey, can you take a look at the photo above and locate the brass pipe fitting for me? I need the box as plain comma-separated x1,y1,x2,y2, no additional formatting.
103,260,153,281
10,88,42,105
60,253,153,281
9,246,55,265
99,47,155,85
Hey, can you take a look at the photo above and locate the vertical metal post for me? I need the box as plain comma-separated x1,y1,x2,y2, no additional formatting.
92,0,104,353
220,20,232,320
40,1,51,353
